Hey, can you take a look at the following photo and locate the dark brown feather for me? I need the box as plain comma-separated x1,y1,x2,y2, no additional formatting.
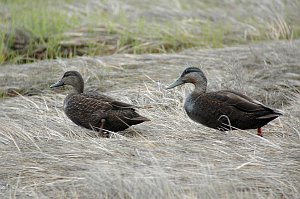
63,93,149,132
167,67,282,132
51,71,149,132
186,90,282,131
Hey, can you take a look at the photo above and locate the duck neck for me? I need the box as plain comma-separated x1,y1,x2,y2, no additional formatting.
193,82,207,93
73,80,84,94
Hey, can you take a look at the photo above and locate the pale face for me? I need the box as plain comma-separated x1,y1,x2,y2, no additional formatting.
166,67,207,89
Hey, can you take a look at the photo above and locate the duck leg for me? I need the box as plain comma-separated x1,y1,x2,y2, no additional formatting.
257,128,262,137
99,119,109,137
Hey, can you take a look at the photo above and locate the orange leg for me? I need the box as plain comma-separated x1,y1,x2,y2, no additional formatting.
257,128,262,137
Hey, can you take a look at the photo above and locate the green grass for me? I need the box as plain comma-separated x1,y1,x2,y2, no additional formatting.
0,31,6,64
0,0,79,63
0,0,300,64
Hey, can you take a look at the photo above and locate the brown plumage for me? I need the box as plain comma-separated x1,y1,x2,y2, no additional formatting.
50,71,149,134
166,67,282,136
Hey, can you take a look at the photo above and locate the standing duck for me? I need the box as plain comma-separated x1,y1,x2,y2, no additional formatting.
166,67,282,136
50,71,149,134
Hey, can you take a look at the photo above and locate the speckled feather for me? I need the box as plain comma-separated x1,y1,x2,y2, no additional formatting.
64,93,148,132
167,67,282,133
51,71,149,132
186,90,281,131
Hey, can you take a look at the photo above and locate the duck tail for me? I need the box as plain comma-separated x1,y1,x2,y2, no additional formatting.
257,107,283,119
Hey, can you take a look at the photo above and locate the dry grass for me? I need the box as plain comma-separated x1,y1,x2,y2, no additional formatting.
0,40,300,198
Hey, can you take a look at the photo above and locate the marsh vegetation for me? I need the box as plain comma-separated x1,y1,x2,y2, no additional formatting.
0,0,299,198
1,0,300,64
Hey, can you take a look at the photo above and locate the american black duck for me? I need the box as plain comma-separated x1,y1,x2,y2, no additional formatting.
166,67,282,136
50,71,149,134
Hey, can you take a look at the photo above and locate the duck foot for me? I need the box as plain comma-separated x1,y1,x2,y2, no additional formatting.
257,128,262,137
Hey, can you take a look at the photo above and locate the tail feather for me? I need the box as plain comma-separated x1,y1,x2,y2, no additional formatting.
257,108,283,120
257,113,281,119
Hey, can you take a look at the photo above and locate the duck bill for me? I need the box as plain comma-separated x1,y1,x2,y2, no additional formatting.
166,78,184,89
50,80,64,88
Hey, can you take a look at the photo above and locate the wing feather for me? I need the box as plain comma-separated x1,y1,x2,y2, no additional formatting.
207,90,267,113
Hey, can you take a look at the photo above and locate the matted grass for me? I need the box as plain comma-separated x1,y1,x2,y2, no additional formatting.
0,86,298,198
0,40,299,198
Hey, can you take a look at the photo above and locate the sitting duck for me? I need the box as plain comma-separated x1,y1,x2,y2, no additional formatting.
166,67,282,136
50,71,149,134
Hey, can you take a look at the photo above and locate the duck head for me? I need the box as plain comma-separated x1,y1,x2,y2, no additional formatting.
50,71,84,93
166,67,207,92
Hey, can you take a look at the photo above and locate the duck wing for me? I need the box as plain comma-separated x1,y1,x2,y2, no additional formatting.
207,90,282,118
215,90,264,112
67,94,114,112
83,92,136,110
81,93,149,129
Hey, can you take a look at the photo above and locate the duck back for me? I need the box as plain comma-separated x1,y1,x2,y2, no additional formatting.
63,93,148,132
184,90,281,131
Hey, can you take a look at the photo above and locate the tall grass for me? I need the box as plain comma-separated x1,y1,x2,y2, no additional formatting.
0,0,300,64
0,0,78,63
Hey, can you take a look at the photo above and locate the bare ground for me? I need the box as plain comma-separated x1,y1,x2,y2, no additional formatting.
0,40,300,198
